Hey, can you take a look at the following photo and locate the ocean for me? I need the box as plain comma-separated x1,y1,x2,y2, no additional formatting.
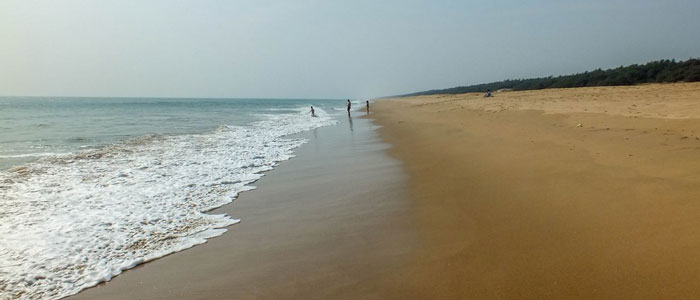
0,97,344,300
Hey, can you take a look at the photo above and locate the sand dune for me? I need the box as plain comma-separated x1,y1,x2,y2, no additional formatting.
408,82,700,119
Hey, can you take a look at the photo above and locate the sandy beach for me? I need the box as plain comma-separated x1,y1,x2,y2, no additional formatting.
64,82,700,299
373,82,700,299
66,114,415,299
5,1,699,299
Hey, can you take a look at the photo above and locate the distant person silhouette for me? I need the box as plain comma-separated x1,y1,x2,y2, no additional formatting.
310,105,316,117
485,89,493,97
347,99,351,114
366,100,370,113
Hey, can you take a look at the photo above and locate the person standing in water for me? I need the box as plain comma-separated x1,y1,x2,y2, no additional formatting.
310,105,316,117
366,100,370,113
347,99,351,114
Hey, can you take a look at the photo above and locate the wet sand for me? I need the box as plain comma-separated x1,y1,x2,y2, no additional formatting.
373,82,700,299
67,114,415,299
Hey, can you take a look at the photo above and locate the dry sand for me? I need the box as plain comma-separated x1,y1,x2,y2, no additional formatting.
372,82,700,299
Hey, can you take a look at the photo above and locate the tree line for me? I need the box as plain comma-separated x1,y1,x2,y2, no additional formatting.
399,58,700,97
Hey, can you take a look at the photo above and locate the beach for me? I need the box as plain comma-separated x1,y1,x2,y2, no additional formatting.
372,82,700,299
66,112,415,300
61,82,700,299
4,1,699,299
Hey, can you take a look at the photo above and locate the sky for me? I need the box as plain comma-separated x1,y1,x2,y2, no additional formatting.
1,0,699,99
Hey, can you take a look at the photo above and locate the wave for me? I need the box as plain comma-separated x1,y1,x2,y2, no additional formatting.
0,107,337,300
0,152,69,159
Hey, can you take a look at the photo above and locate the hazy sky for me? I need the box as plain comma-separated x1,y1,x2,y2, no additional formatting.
1,0,699,98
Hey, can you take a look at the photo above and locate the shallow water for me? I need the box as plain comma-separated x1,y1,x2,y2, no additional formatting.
0,97,344,300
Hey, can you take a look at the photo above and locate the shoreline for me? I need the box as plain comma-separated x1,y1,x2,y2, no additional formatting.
372,82,700,299
67,111,415,299
63,82,700,299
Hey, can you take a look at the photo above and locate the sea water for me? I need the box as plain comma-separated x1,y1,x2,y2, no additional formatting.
0,97,342,300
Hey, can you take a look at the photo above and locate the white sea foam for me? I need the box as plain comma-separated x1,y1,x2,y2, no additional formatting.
0,107,336,300
0,153,68,159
